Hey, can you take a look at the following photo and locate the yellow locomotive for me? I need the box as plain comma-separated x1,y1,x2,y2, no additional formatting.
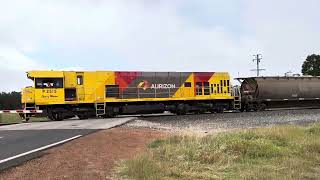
21,70,239,120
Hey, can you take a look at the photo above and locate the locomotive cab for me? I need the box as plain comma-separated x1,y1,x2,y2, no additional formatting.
22,71,66,106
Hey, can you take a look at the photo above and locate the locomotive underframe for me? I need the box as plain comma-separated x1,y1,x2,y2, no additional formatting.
34,99,233,121
242,98,320,112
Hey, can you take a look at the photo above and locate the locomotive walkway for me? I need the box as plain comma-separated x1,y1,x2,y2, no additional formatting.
0,117,135,171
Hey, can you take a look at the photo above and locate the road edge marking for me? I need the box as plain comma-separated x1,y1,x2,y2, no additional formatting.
0,135,82,164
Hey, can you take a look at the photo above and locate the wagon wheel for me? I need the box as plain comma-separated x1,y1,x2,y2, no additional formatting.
259,103,267,111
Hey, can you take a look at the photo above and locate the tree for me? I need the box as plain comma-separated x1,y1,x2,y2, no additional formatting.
302,54,320,76
0,91,21,109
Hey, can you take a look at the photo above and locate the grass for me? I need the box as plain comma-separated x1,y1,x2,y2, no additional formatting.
0,114,22,124
0,114,48,124
114,123,320,180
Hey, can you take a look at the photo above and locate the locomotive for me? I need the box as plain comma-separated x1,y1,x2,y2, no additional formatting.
21,71,240,120
21,70,320,121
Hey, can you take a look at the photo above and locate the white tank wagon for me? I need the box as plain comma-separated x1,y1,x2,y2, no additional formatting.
237,76,320,111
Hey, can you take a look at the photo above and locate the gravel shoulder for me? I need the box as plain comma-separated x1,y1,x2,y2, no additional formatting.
0,128,166,180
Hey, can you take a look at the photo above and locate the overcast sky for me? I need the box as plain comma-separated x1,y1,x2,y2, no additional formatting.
1,0,320,91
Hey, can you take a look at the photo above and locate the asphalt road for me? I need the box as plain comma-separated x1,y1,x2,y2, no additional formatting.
0,117,135,171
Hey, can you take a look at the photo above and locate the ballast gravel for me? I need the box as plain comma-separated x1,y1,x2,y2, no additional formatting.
125,109,320,134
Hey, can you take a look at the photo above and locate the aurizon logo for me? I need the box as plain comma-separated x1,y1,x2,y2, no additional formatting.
137,80,177,90
137,80,151,90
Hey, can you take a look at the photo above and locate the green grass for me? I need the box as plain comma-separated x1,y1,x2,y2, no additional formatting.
114,123,320,180
0,114,48,124
0,114,22,124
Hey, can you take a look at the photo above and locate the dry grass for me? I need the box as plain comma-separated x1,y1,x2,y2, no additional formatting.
114,123,320,180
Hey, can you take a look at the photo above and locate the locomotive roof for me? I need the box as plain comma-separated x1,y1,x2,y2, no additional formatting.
27,70,229,78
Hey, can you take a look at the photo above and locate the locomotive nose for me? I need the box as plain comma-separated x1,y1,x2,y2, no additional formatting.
21,87,35,105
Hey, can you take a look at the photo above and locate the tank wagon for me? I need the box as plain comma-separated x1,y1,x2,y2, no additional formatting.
237,76,320,111
21,71,239,120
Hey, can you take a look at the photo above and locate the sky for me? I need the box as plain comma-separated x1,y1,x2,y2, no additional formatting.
0,0,320,92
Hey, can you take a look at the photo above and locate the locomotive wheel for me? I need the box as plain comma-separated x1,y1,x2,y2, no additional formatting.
176,104,187,115
103,110,116,118
103,113,115,118
217,108,224,113
48,112,54,121
53,112,63,121
103,112,115,118
48,112,63,121
102,107,119,118
197,109,206,114
78,114,89,120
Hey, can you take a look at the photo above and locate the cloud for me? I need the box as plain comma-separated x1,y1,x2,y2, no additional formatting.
243,0,320,75
0,47,44,91
0,0,319,91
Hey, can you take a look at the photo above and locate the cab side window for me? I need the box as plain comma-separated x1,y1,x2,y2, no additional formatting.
35,78,63,88
204,82,210,95
184,82,192,87
77,75,83,85
196,82,203,95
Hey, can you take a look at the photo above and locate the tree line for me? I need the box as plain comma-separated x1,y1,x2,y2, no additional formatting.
0,92,21,109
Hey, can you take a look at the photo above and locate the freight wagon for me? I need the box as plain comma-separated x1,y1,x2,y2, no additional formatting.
21,71,240,121
237,76,320,111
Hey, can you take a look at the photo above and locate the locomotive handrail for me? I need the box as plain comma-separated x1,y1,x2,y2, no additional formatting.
106,87,181,99
73,86,233,102
104,87,230,99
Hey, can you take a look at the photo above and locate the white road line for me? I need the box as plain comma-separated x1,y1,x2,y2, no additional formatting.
0,137,3,139
0,135,82,164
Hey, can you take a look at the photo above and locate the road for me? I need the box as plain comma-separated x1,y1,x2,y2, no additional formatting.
0,117,135,171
